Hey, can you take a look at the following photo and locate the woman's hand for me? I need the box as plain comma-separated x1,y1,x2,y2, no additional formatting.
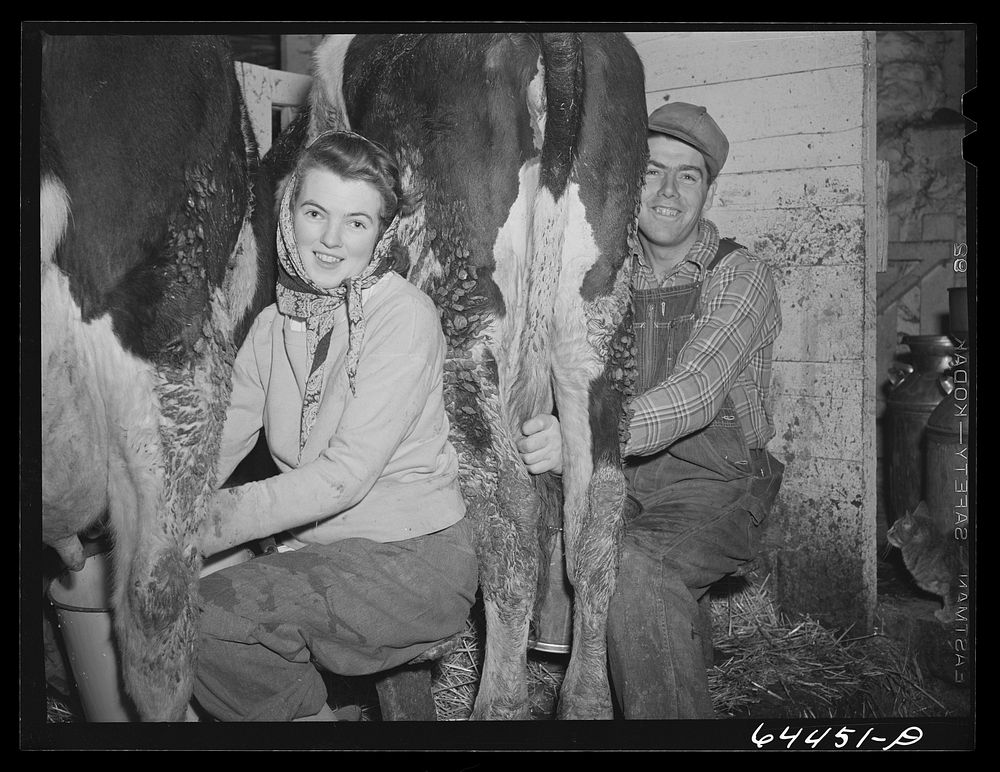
516,414,564,475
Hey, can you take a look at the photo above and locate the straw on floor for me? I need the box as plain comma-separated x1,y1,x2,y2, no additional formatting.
45,570,954,722
428,571,955,720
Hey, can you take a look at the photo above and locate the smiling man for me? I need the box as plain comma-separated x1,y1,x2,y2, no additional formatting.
637,123,717,276
518,102,785,718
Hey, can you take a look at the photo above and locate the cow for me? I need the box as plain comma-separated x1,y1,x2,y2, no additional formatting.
267,33,647,719
39,34,275,721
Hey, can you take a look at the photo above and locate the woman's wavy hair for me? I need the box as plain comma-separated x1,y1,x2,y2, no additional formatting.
292,130,410,235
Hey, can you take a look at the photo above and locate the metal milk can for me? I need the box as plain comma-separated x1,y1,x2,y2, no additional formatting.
925,389,969,536
886,334,955,525
924,288,972,537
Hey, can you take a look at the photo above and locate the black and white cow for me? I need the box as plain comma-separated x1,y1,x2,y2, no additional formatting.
40,34,274,721
271,32,647,719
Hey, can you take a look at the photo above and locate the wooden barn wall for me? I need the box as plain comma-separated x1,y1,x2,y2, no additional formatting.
627,31,878,630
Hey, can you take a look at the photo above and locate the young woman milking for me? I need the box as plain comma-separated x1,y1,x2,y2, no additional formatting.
192,131,478,721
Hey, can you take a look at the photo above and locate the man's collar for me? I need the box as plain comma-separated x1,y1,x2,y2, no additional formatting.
632,218,719,274
685,218,719,268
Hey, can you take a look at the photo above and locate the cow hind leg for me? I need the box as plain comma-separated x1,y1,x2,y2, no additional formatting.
558,462,625,720
106,431,201,722
443,345,542,720
550,301,630,719
106,351,226,721
467,454,541,720
116,540,200,721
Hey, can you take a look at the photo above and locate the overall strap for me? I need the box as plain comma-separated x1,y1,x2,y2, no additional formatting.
705,237,745,272
700,236,746,420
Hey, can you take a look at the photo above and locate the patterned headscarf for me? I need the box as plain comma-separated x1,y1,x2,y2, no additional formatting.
275,164,400,457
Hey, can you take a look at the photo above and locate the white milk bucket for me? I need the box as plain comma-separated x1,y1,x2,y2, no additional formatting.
46,551,137,722
48,545,255,722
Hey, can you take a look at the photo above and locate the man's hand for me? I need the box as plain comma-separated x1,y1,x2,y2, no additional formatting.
516,413,564,475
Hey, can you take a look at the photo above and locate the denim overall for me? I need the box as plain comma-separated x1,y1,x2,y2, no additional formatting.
607,239,784,718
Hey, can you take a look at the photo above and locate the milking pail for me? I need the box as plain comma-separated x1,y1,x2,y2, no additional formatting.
528,526,574,654
47,544,254,722
886,334,955,525
46,551,138,722
527,494,642,654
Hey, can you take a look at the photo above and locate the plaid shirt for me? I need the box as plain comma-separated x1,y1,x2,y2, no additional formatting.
625,218,782,457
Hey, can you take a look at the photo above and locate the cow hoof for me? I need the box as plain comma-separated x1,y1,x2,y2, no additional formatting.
556,699,614,720
556,678,615,720
469,701,531,721
556,661,615,719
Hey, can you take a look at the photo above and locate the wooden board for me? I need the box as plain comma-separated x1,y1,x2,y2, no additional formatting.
766,456,866,518
235,61,272,153
770,359,866,397
712,204,867,269
627,30,865,86
235,61,312,155
771,387,866,463
724,132,863,175
643,66,866,145
714,166,865,210
771,263,866,363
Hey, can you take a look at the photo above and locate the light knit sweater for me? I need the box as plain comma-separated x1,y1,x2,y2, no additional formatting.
200,272,466,555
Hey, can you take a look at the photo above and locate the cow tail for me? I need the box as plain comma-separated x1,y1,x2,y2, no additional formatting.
524,34,586,606
510,32,584,423
522,31,584,345
538,33,584,199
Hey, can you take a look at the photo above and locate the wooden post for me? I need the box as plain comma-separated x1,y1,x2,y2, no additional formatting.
859,29,879,634
876,159,890,273
234,61,273,155
234,61,313,156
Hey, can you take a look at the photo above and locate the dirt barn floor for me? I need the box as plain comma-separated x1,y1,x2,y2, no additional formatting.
44,556,971,724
